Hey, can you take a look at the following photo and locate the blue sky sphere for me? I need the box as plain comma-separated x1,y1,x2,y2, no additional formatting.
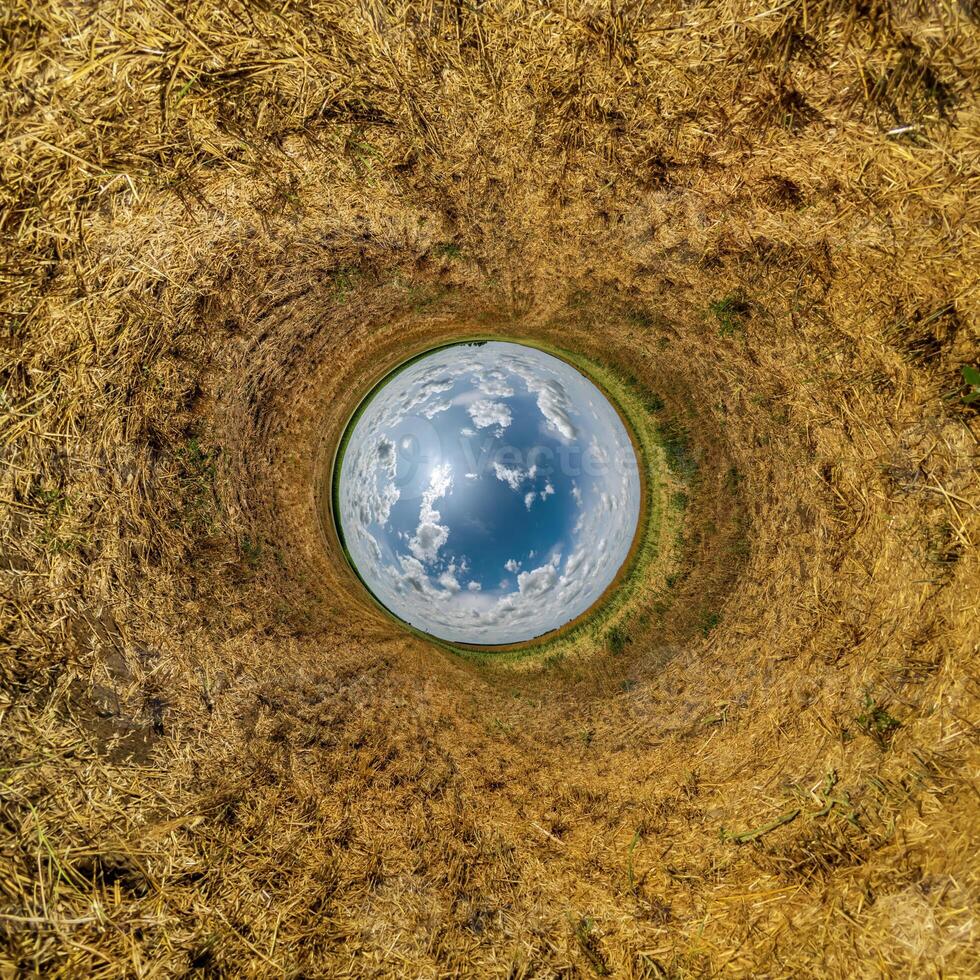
336,342,641,644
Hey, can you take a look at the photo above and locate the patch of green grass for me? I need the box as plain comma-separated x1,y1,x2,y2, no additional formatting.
856,694,901,749
490,717,514,736
329,265,359,303
345,138,379,163
729,534,751,558
703,704,730,726
573,916,610,976
431,242,461,259
622,374,665,413
699,610,720,636
406,281,451,311
709,294,750,337
240,536,262,568
642,391,665,414
605,624,630,655
40,529,84,554
180,438,216,478
30,485,90,554
33,487,67,513
959,364,980,405
625,308,655,329
660,420,695,479
177,438,219,533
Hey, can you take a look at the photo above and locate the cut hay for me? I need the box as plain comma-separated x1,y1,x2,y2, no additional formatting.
2,0,978,975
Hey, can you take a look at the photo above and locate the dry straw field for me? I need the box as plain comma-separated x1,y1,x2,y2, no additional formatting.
2,0,979,975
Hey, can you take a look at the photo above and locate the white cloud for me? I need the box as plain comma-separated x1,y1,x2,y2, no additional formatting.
411,523,448,562
421,399,453,419
349,436,401,528
438,567,461,593
590,437,610,466
395,555,431,595
571,483,582,505
465,472,478,480
381,370,460,428
468,399,512,430
408,463,452,563
492,461,525,491
521,477,554,510
531,379,578,440
467,580,481,591
501,356,578,441
471,367,515,398
504,559,520,573
564,548,587,578
516,557,559,598
376,436,395,463
362,529,383,562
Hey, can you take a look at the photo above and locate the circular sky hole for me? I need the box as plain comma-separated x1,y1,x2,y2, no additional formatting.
334,340,642,645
